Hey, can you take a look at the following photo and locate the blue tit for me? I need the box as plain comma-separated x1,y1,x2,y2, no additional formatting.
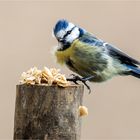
53,19,140,84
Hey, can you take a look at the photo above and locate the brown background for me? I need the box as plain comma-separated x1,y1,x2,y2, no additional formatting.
0,1,140,140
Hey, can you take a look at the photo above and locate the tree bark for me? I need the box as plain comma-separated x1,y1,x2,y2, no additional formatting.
14,84,84,140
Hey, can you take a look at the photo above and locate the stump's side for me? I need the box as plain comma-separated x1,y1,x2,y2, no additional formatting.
14,84,84,140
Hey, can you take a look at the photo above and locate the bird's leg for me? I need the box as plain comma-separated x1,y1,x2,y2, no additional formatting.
67,74,94,94
66,74,79,84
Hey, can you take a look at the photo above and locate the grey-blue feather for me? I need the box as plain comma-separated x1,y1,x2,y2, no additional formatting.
78,32,140,80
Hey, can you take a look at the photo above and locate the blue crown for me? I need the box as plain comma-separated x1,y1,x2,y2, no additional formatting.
53,19,69,35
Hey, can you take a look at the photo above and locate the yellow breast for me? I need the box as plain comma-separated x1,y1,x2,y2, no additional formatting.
55,40,78,65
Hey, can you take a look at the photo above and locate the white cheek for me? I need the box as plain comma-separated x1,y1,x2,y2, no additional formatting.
65,28,80,43
56,30,66,38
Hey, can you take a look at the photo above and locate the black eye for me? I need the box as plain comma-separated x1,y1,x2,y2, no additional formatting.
67,30,71,34
63,26,76,39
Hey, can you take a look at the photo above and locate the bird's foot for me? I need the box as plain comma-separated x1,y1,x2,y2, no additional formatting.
67,74,94,94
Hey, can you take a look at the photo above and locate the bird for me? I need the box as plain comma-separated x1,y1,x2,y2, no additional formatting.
53,19,140,92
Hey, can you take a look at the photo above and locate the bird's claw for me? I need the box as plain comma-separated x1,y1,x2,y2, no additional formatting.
67,74,94,94
67,74,79,84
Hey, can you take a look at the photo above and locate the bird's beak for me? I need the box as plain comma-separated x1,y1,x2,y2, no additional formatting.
58,38,63,42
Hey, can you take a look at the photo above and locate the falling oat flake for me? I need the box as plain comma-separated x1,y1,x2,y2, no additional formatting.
79,106,88,117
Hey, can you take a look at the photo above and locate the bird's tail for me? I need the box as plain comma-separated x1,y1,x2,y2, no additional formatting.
127,65,140,79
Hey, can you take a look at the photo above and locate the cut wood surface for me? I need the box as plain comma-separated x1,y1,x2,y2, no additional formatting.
14,84,84,140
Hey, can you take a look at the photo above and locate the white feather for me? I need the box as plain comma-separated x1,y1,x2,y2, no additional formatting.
52,29,55,38
65,27,80,43
66,22,75,31
56,30,66,39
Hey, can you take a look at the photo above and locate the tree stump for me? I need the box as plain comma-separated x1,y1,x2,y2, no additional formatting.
14,84,84,140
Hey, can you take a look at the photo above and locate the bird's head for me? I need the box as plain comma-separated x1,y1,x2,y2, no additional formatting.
53,19,85,51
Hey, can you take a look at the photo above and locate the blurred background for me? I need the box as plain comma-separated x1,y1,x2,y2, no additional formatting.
0,1,140,140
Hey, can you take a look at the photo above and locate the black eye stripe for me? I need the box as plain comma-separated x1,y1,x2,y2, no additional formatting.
63,26,76,39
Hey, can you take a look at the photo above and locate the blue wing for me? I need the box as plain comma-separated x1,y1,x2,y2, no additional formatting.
79,33,140,67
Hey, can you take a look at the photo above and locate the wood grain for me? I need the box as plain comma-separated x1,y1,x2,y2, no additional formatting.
14,84,84,140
